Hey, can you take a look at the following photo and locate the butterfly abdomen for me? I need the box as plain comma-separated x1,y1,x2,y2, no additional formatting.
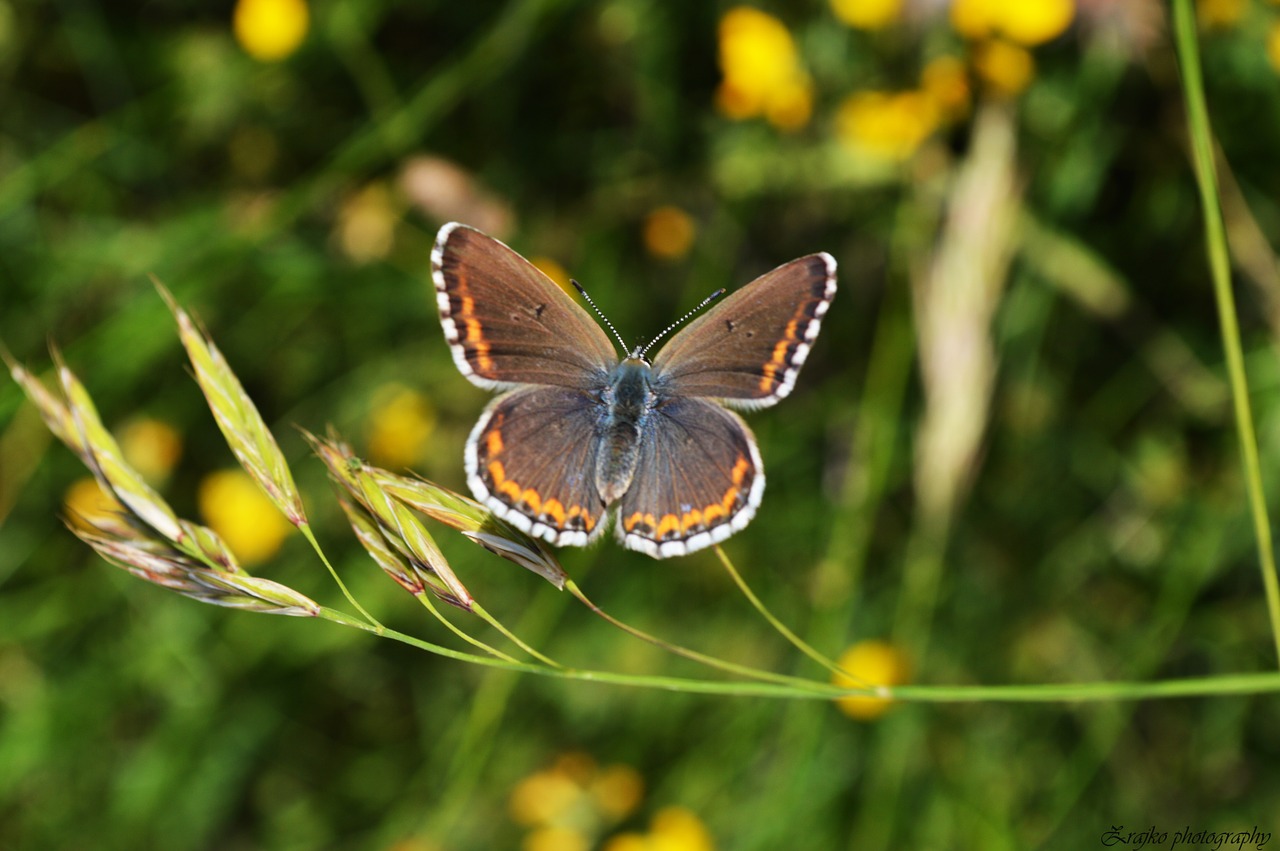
594,359,654,504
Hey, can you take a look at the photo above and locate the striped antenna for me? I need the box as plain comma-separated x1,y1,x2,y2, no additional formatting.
572,280,630,355
639,288,726,359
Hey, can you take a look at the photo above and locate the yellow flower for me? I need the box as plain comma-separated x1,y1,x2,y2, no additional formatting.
920,56,971,121
336,182,398,264
972,39,1035,96
366,385,436,469
716,7,814,130
509,768,584,828
951,0,1074,46
511,753,646,849
529,256,575,295
1198,0,1247,28
648,807,715,851
643,206,697,261
590,764,645,820
763,78,813,131
832,640,911,720
1269,21,1280,72
118,418,183,484
233,0,309,62
63,477,123,532
830,0,903,30
835,90,940,161
602,807,715,851
198,469,292,565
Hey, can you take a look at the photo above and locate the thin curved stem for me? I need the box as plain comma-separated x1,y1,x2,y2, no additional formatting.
1173,0,1280,665
713,545,860,682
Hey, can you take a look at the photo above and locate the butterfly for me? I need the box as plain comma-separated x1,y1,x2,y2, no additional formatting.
431,222,836,558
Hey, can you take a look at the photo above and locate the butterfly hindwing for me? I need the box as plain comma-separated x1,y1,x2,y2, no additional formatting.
466,385,610,547
433,223,619,390
616,397,763,558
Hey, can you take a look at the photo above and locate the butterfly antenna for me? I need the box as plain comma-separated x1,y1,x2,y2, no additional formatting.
639,287,726,359
572,280,630,355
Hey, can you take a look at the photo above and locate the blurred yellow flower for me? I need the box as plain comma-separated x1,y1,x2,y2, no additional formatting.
525,826,590,851
643,206,697,261
63,477,123,532
649,807,715,851
1269,21,1280,72
830,0,903,30
233,0,309,62
511,753,646,848
920,56,971,120
589,764,645,820
951,0,1074,46
1198,0,1246,28
198,468,292,566
835,90,940,161
509,768,585,827
529,256,575,295
366,385,436,469
605,807,715,851
118,418,183,484
832,640,911,720
716,7,814,131
336,182,398,264
973,39,1035,96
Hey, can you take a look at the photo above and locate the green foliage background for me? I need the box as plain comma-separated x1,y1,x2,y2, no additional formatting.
3,0,1280,848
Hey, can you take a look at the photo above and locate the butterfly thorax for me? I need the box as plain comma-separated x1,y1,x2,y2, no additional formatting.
594,357,655,504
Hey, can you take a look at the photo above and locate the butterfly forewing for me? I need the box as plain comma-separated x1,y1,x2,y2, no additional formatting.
433,223,619,389
650,253,836,408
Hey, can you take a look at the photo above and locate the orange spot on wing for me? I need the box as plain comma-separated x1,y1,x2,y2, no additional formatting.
567,504,597,532
521,488,542,513
681,508,703,532
625,512,660,537
486,429,503,457
542,499,566,526
721,486,740,512
703,504,726,524
757,318,799,392
731,454,751,485
655,514,681,539
455,281,495,373
486,461,589,530
487,460,522,502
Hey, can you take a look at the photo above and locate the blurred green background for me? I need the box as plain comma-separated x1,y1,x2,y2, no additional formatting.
4,0,1280,848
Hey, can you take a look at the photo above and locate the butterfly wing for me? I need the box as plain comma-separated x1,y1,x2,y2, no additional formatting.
433,223,619,389
466,386,610,547
650,253,836,408
616,397,763,558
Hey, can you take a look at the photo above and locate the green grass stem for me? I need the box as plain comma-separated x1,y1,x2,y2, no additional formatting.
1172,0,1280,665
